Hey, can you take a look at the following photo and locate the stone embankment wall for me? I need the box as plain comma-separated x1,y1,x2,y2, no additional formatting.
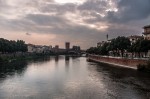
88,54,148,69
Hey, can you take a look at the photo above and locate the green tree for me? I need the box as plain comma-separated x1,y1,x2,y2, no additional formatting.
100,43,110,55
110,36,131,57
141,39,150,57
0,38,27,53
86,47,97,54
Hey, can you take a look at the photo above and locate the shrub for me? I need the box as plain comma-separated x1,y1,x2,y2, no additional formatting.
0,56,3,62
137,59,150,71
137,64,146,71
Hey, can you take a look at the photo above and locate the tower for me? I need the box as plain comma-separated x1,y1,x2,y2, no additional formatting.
106,34,108,41
65,42,70,50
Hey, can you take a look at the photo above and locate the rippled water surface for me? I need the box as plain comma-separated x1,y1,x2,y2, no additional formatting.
0,56,150,99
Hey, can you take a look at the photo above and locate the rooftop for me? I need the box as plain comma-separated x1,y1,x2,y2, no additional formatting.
128,35,143,39
143,25,150,29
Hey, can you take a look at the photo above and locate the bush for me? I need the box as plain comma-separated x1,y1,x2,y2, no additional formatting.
0,56,3,62
137,60,150,71
146,60,150,70
137,64,146,71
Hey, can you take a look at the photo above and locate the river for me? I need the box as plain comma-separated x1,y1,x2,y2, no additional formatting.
0,56,150,99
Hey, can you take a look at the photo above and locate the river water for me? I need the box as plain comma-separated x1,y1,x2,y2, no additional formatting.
0,56,150,99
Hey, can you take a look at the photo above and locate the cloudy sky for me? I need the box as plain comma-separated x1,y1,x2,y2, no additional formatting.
0,0,150,49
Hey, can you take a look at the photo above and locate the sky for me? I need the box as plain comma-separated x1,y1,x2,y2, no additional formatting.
0,0,150,49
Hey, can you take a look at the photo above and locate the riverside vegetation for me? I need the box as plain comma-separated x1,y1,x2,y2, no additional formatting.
0,38,27,62
137,61,150,72
86,36,150,58
0,38,27,53
0,38,54,63
0,53,54,63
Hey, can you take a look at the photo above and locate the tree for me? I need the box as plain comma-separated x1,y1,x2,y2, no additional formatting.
110,36,131,57
0,38,27,53
109,39,118,56
86,47,97,54
100,42,110,55
128,43,135,58
128,38,150,58
140,39,150,57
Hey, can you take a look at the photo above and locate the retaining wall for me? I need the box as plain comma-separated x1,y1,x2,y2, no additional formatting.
88,55,148,69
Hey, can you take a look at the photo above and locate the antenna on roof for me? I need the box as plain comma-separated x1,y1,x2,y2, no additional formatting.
106,34,108,41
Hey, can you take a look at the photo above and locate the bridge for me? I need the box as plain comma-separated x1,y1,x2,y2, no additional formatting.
67,50,87,57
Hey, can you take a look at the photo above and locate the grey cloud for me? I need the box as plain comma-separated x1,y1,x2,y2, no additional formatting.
77,0,112,24
0,0,12,12
0,12,99,38
25,14,68,26
78,0,107,12
23,13,108,49
0,18,35,31
24,13,101,37
107,0,150,23
40,3,76,14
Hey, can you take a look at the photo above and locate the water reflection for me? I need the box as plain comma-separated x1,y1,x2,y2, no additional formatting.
65,56,70,66
0,57,51,81
55,56,59,63
0,56,150,99
0,61,28,80
65,56,70,72
28,56,51,65
91,62,150,99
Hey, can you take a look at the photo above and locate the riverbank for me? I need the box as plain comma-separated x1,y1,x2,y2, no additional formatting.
87,54,148,70
0,53,83,63
0,53,56,63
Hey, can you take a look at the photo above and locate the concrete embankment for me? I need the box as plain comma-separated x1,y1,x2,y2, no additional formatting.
87,55,148,69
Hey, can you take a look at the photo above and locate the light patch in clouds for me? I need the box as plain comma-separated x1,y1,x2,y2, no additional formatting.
64,12,108,31
55,0,85,4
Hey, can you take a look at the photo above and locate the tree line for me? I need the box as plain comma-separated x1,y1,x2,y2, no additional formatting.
86,36,150,58
0,38,27,53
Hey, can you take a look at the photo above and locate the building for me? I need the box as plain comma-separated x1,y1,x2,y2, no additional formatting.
65,42,70,50
49,45,52,49
55,45,59,49
97,41,108,47
128,35,143,45
143,25,150,40
27,44,52,53
72,46,80,51
27,44,36,53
